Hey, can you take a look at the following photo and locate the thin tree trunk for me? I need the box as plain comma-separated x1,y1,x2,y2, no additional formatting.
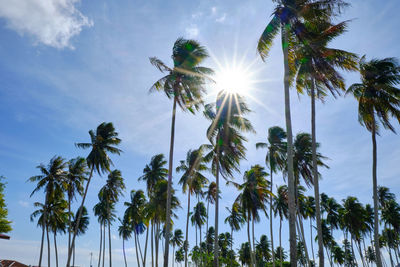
164,95,178,267
73,243,76,267
296,216,308,267
68,195,72,263
109,220,112,267
67,166,95,267
151,222,154,267
156,222,159,267
46,225,50,267
103,222,106,267
144,225,149,267
123,239,127,267
311,79,324,267
252,216,256,265
195,225,198,247
172,245,175,267
310,219,315,263
270,168,276,267
356,240,366,267
213,148,221,267
282,25,297,266
247,211,254,267
231,229,234,267
134,232,140,267
388,247,394,267
298,213,310,266
54,232,59,267
279,217,283,267
138,231,144,265
372,121,383,267
185,193,191,267
206,200,209,239
98,223,102,267
39,226,45,267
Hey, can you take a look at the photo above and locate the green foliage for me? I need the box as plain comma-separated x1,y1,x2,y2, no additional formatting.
0,176,12,233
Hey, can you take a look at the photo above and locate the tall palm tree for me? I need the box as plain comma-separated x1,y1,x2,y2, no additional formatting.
71,206,90,267
304,196,316,262
256,126,286,267
176,148,208,267
94,195,109,267
258,1,348,264
204,91,254,266
28,156,67,267
347,56,400,267
225,202,245,266
118,217,132,267
191,202,207,247
256,235,272,265
171,229,184,267
149,38,213,267
230,165,271,267
69,122,122,267
204,181,217,239
48,197,68,267
99,169,126,267
139,154,168,195
30,201,51,267
65,157,88,260
273,185,288,267
239,242,251,266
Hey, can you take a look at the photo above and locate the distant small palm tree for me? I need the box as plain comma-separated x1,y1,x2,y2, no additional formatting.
239,242,251,266
255,235,272,265
71,206,89,267
191,202,207,247
225,201,245,266
48,197,68,267
118,217,132,267
204,181,217,240
273,185,288,267
171,229,184,267
347,56,400,267
69,122,122,267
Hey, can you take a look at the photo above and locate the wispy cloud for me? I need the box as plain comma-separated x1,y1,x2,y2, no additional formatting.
0,0,93,49
185,24,199,38
18,200,29,208
216,13,227,23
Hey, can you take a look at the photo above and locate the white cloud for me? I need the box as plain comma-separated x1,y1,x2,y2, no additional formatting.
211,6,217,15
18,200,29,208
185,25,199,38
216,13,226,23
0,0,93,49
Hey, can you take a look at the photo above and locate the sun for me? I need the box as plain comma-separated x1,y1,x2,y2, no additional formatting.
214,65,254,95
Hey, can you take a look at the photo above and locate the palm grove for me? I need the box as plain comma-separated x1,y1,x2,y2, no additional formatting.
18,0,400,266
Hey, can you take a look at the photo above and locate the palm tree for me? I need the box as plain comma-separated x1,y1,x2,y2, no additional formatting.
204,91,254,266
99,169,126,267
225,202,245,266
30,201,50,267
48,197,68,267
258,1,348,264
304,196,316,262
124,189,147,267
65,157,88,260
204,181,217,239
273,185,288,267
69,122,122,267
139,154,168,195
94,195,108,267
256,235,272,265
176,148,208,267
191,202,207,247
347,56,400,267
274,246,287,263
171,229,184,267
230,165,271,267
175,247,185,267
71,206,89,267
149,38,213,267
28,156,67,267
119,217,132,267
239,242,251,266
256,126,286,267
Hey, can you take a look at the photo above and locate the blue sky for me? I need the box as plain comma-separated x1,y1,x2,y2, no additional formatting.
0,0,399,266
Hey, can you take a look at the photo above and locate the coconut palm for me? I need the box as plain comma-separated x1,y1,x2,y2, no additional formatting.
273,185,288,267
69,122,122,266
118,217,132,267
65,157,88,259
347,56,400,267
30,201,51,267
256,126,286,267
225,202,245,266
256,235,272,265
71,206,89,267
239,242,251,266
203,91,254,266
99,169,125,267
303,196,316,262
28,156,67,267
139,154,168,196
171,229,184,267
204,181,217,239
274,246,287,263
191,201,207,248
176,148,208,267
94,197,108,267
149,38,213,267
48,197,68,267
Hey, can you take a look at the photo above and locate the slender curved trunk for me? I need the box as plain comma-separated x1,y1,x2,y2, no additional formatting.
206,200,209,238
123,238,127,267
311,79,324,267
156,222,159,267
372,120,383,267
38,226,45,267
54,232,59,267
231,229,234,267
73,243,76,267
103,222,106,267
68,195,72,262
296,216,308,267
252,216,255,265
279,217,283,267
134,232,140,267
164,95,178,267
298,214,310,266
67,166,95,267
98,223,102,267
270,168,276,267
144,225,149,267
195,225,198,247
310,219,315,263
151,222,154,267
184,193,191,267
138,232,144,265
388,247,394,267
46,225,50,267
356,240,366,267
281,25,297,266
247,211,254,267
213,148,221,267
109,220,112,267
172,245,175,267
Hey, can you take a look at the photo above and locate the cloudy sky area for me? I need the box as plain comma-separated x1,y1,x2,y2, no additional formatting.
0,0,399,266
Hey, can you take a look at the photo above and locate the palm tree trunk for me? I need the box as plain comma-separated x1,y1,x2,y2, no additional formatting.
172,245,175,267
213,149,221,267
296,216,308,267
138,231,144,265
247,212,254,267
372,121,383,267
252,216,256,265
279,217,283,267
123,238,127,267
388,247,394,267
103,222,106,267
298,213,310,266
67,166,95,267
39,226,45,267
68,195,72,262
356,240,366,267
206,200,209,238
310,219,315,263
195,225,198,247
151,222,154,267
54,232,59,267
156,222,159,267
144,225,149,267
134,232,141,267
270,168,276,267
311,79,324,267
46,225,50,267
109,220,112,267
164,95,178,267
98,223,102,267
185,193,191,267
281,25,297,266
73,243,76,267
231,229,234,267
